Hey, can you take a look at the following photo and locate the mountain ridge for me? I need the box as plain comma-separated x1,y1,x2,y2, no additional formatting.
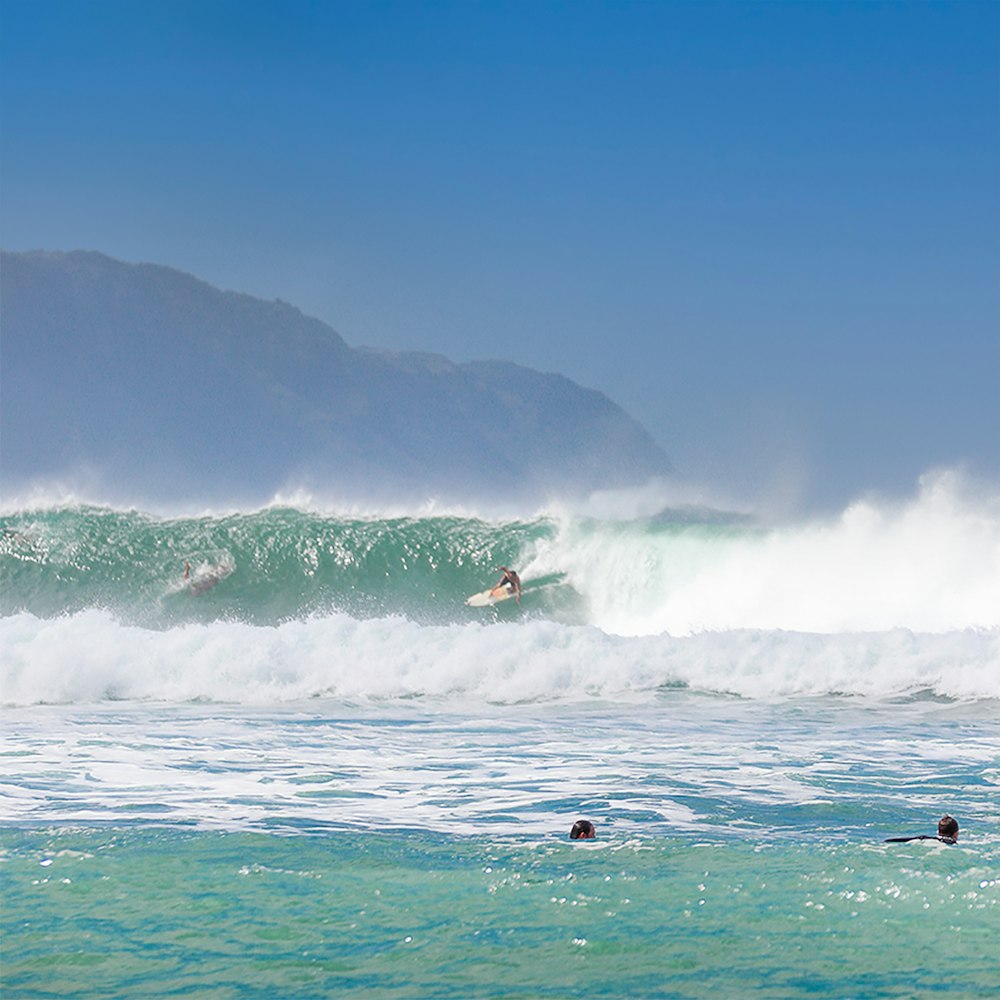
1,249,670,505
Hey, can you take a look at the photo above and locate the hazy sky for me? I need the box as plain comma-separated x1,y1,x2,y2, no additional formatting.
2,0,997,512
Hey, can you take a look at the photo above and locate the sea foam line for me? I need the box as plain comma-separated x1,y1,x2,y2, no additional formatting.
2,610,998,707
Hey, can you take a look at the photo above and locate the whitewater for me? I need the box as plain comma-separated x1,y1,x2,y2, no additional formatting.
3,470,999,998
4,469,1000,706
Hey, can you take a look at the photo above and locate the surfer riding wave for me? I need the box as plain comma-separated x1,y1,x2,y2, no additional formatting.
492,566,521,604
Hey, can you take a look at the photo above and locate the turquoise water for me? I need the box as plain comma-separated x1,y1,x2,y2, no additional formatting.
3,490,1000,996
2,698,999,998
0,506,561,627
4,827,997,999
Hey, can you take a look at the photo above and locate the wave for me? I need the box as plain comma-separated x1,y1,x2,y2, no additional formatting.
544,470,1000,636
2,610,998,706
0,506,559,627
3,470,999,636
3,469,999,706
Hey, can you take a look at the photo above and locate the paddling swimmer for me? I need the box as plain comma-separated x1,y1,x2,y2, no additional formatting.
493,566,521,604
570,819,595,840
885,814,959,845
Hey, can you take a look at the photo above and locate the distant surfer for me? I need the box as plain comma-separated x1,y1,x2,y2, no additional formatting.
184,559,230,596
492,566,521,604
570,819,595,840
1,527,34,549
885,814,959,845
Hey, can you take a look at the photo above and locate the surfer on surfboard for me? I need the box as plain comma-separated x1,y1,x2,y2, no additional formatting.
184,559,231,596
492,566,521,604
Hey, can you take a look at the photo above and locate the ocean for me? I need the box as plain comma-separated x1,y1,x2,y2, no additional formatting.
2,472,999,998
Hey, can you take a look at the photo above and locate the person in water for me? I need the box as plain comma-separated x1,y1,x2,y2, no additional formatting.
493,566,521,604
570,819,595,840
184,560,229,596
885,814,959,845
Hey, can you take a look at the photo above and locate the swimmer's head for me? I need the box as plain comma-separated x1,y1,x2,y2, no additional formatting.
570,819,595,840
938,815,959,840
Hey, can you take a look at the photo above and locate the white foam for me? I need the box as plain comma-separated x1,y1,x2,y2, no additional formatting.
2,608,998,707
527,469,1000,636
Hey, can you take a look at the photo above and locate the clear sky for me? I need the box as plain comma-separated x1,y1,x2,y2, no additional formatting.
2,0,998,512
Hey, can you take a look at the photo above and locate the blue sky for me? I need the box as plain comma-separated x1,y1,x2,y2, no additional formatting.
2,0,997,511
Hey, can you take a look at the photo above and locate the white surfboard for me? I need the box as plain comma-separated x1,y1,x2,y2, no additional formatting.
465,585,517,607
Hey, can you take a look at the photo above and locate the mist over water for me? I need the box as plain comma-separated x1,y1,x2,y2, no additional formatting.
543,469,1000,636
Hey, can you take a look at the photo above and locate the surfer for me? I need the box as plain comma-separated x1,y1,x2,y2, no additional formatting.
570,819,595,840
184,560,230,596
493,566,521,604
885,814,959,845
1,526,34,548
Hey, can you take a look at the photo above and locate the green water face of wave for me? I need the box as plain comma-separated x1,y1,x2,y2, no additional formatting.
0,506,570,627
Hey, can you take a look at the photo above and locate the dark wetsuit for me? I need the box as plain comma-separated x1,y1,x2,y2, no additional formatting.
884,835,957,845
